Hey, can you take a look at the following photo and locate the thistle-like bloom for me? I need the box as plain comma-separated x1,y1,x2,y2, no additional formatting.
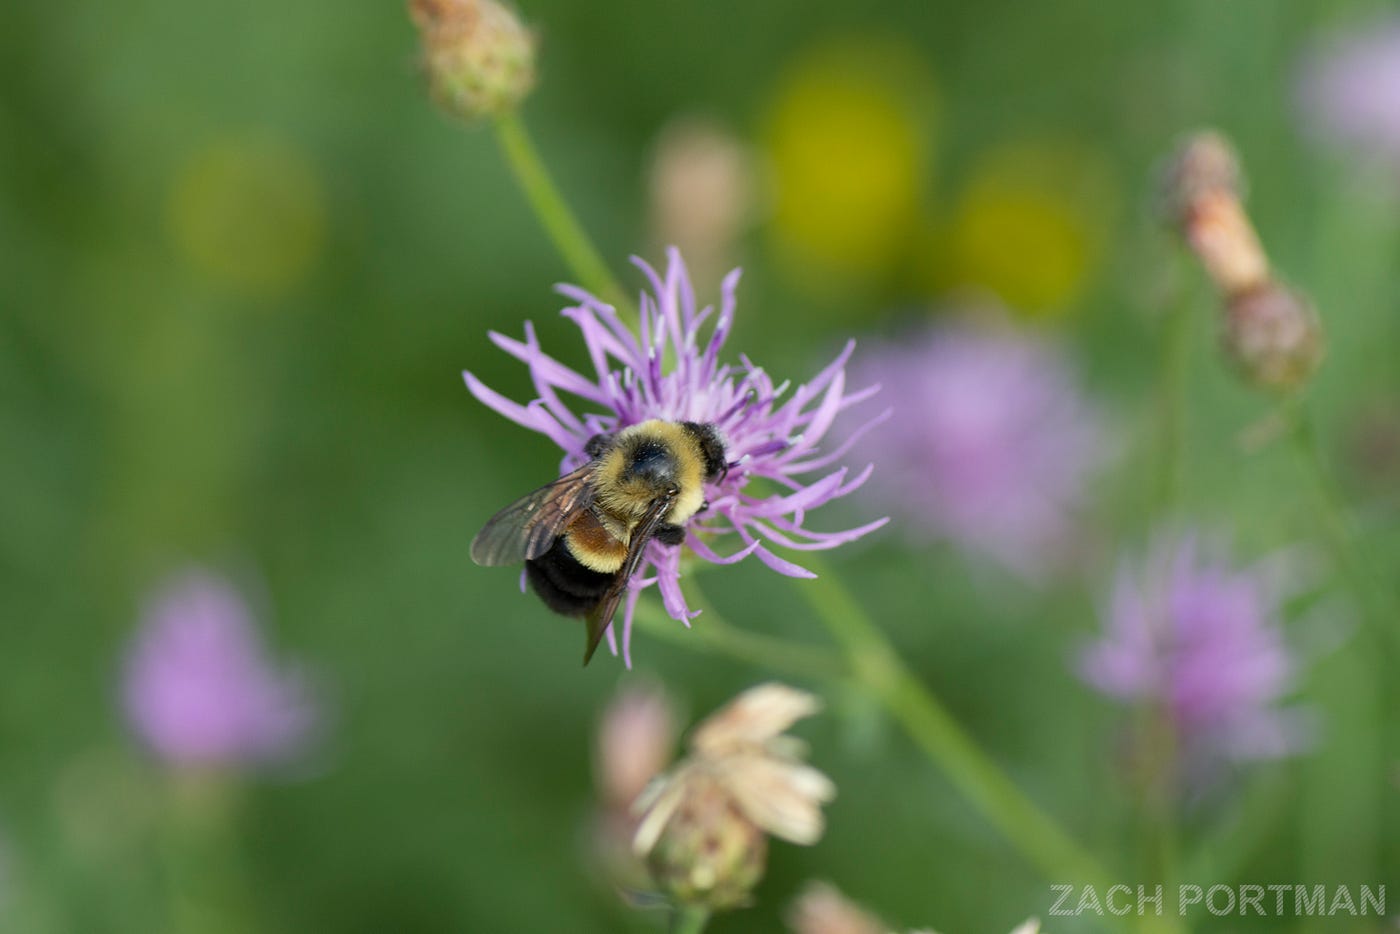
122,570,317,771
1297,18,1400,164
848,323,1105,580
632,683,835,910
1078,534,1313,771
464,248,886,663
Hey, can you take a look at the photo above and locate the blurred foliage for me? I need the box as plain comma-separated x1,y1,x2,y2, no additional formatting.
2,0,1399,932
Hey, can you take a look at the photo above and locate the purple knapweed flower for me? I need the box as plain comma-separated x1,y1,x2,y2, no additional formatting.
1079,533,1313,771
463,247,887,664
848,322,1106,580
1297,17,1400,165
122,569,317,770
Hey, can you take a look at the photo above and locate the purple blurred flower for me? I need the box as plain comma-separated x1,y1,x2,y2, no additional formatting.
1297,18,1400,164
849,323,1106,579
123,570,317,770
1079,534,1313,768
464,247,887,664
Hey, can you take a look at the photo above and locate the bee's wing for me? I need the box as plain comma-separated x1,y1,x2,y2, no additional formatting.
470,464,596,567
582,492,676,665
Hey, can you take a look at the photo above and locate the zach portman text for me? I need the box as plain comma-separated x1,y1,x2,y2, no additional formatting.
1049,884,1386,918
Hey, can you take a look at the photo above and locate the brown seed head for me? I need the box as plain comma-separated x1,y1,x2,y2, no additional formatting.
1222,282,1324,392
408,0,536,119
1159,130,1242,227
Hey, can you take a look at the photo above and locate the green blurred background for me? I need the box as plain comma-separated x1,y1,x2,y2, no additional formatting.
2,0,1398,931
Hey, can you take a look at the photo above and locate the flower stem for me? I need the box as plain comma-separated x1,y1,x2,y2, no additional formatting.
632,593,847,682
1154,256,1196,513
1287,398,1384,918
162,771,257,934
1144,254,1193,914
670,905,711,934
493,112,631,314
1286,398,1398,650
797,557,1116,892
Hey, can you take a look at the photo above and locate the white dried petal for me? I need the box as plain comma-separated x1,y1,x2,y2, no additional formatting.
720,753,835,845
691,682,822,755
631,767,693,856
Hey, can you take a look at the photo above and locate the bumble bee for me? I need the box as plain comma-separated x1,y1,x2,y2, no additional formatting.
471,419,727,664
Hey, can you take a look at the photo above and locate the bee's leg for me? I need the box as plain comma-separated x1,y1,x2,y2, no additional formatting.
654,523,686,547
584,432,617,459
696,500,710,514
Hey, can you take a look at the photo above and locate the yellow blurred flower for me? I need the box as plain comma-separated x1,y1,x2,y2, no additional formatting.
944,139,1116,316
166,134,326,297
762,39,936,290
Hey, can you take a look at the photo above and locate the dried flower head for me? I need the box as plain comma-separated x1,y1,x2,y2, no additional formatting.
1078,533,1314,777
596,683,678,809
788,881,1042,934
122,570,318,771
591,683,681,896
465,248,886,664
648,117,755,286
788,881,889,934
1160,130,1324,392
1222,282,1324,392
632,683,834,910
1182,191,1270,298
848,322,1106,580
1158,131,1242,225
1161,132,1268,297
408,0,535,120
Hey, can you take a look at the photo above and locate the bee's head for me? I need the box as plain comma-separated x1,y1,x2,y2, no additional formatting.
680,422,728,482
619,436,680,494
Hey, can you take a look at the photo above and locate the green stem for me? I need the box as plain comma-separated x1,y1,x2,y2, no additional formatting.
1143,254,1192,916
1287,397,1383,931
1287,399,1397,650
632,593,847,682
1154,260,1196,513
670,905,711,934
493,112,631,315
796,558,1116,892
1139,703,1180,911
161,771,256,934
